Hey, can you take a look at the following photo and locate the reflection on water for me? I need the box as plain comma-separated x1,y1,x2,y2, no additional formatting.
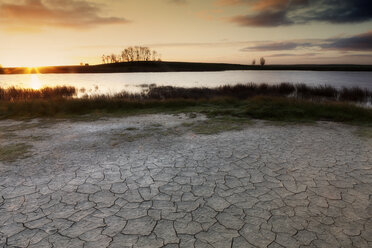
30,74,42,90
0,70,371,94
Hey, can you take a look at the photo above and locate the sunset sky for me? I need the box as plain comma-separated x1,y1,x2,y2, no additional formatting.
0,0,371,67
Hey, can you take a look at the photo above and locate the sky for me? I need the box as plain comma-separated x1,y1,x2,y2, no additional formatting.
0,0,372,67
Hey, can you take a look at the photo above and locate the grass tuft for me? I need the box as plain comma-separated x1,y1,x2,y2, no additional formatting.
189,116,252,135
355,128,372,139
0,143,32,162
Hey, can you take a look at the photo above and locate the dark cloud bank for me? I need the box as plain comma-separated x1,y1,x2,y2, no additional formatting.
242,31,372,52
220,0,372,27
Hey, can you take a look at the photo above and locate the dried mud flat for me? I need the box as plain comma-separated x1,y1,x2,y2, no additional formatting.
0,114,371,248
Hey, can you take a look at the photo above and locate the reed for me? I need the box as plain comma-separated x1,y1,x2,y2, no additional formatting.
0,86,76,101
1,83,372,124
1,83,371,103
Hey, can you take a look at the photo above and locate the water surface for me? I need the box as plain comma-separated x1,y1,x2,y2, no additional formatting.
1,70,371,95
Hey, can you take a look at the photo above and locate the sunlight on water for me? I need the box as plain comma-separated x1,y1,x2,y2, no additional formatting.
30,74,42,90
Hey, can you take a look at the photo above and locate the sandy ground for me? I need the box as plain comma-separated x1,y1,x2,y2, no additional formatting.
0,114,371,248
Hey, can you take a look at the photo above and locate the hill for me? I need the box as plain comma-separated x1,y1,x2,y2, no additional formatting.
1,61,372,74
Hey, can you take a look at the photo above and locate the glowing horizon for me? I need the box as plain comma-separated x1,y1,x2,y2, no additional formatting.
0,0,372,67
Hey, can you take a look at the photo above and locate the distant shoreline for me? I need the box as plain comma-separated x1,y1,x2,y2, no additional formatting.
1,61,372,74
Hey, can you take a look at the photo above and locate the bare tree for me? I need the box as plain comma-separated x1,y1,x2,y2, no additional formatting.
152,51,157,61
134,46,140,61
102,46,161,64
252,59,256,65
102,55,107,64
260,57,266,66
144,48,151,61
152,50,161,61
110,54,118,63
121,50,127,62
126,47,135,62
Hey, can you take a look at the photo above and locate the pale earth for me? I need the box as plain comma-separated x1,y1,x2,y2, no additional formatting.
0,114,371,248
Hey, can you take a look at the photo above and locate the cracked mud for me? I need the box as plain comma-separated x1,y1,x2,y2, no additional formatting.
0,114,371,248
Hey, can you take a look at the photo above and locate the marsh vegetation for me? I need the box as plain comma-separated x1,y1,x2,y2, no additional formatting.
1,83,372,125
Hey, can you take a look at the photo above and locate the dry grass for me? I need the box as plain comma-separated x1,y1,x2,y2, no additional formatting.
1,83,371,102
0,86,76,101
1,84,372,126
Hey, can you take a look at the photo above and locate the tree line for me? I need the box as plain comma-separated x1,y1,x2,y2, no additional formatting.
102,46,161,64
252,57,266,66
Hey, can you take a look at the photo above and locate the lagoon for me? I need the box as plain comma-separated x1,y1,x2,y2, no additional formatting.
1,70,372,95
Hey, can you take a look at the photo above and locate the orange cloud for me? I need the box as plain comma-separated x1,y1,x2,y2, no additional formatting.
252,0,288,11
216,0,249,6
0,0,129,31
216,0,296,10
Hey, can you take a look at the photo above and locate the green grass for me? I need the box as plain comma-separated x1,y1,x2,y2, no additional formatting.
111,126,175,144
126,127,139,131
0,143,32,162
1,96,372,126
116,133,151,142
355,128,372,139
108,116,253,144
188,116,253,135
243,97,372,124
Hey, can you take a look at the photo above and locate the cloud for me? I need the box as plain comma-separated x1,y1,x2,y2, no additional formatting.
241,41,314,51
267,53,319,57
231,10,292,27
0,0,129,30
148,41,252,48
324,31,372,51
221,0,372,27
168,0,187,4
241,31,372,52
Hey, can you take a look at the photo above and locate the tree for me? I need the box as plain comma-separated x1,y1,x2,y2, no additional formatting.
110,54,118,63
101,46,161,64
152,50,162,62
252,59,256,65
260,57,266,66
